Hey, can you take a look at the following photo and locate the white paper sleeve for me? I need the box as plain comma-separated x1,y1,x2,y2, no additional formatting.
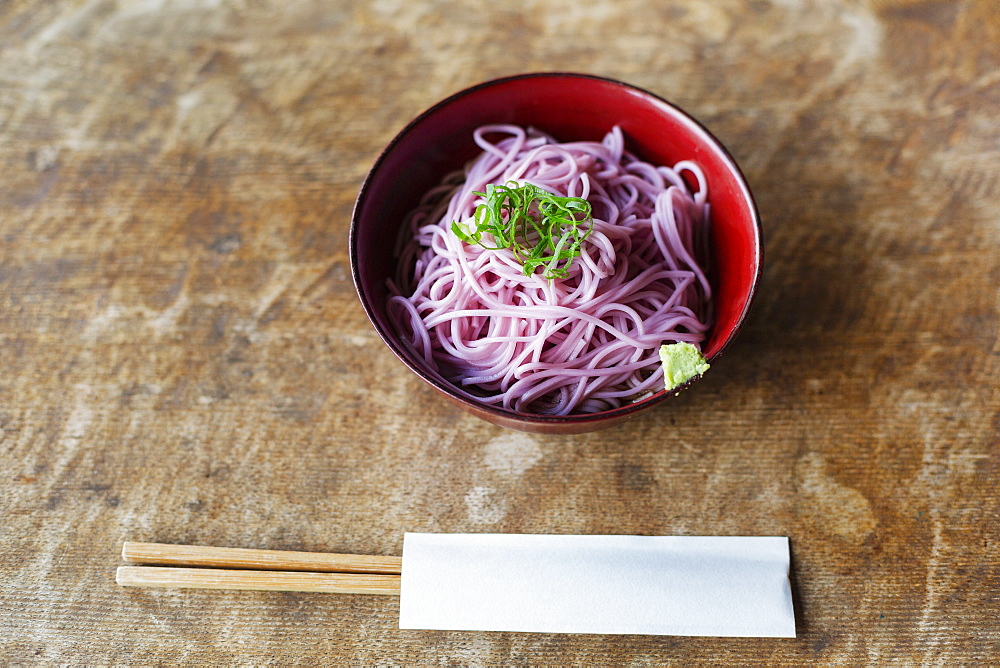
398,533,795,637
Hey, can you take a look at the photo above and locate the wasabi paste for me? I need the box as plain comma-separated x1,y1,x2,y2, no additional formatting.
659,342,710,391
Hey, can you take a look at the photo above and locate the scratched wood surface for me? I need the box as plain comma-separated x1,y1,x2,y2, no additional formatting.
1,0,997,664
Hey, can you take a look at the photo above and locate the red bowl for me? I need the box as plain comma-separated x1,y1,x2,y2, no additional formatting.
350,73,761,434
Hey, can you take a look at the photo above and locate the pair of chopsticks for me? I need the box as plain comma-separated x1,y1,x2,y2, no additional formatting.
116,542,402,595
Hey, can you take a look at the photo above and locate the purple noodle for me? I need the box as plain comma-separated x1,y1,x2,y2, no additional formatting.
387,125,712,415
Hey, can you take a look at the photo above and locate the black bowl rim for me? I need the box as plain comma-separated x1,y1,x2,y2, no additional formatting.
349,71,762,427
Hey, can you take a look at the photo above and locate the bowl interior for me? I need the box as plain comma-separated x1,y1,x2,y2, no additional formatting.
351,73,761,427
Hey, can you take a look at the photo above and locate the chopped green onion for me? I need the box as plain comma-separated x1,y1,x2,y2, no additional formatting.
451,181,594,280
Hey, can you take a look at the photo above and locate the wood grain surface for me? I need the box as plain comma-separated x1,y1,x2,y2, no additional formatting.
1,0,997,664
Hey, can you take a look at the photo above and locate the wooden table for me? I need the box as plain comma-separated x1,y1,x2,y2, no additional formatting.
2,0,997,663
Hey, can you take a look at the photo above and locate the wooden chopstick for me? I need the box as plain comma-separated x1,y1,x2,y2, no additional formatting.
117,542,403,596
116,566,400,595
122,541,402,574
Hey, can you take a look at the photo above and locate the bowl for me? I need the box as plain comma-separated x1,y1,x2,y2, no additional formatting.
350,73,761,434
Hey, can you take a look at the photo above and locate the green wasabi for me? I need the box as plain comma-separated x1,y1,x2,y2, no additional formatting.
659,342,710,391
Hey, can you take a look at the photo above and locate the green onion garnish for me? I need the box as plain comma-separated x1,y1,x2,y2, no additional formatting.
451,181,594,280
